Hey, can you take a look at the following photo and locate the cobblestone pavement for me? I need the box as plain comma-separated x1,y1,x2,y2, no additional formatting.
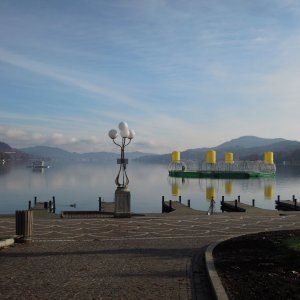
0,213,299,299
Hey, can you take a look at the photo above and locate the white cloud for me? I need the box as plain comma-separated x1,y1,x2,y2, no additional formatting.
1,1,300,153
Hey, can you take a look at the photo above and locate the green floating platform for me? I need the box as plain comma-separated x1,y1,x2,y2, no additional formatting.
168,170,275,179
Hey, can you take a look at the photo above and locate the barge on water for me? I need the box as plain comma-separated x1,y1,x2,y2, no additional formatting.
168,150,276,179
27,160,50,169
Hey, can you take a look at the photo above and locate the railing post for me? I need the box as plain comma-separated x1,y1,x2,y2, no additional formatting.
52,196,56,213
221,195,224,205
99,197,102,212
48,200,52,213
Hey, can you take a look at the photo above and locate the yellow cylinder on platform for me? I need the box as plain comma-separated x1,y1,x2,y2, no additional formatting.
172,151,180,162
172,183,180,196
264,185,273,199
206,150,216,164
264,151,274,164
225,152,234,164
206,187,216,201
225,181,233,194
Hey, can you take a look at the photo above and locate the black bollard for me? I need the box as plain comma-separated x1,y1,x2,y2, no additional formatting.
221,195,225,205
48,200,52,213
179,195,181,203
34,196,37,205
187,199,191,208
235,199,238,211
169,200,172,210
28,200,31,210
252,199,255,207
99,197,102,212
162,196,165,213
238,195,240,203
52,196,56,213
277,195,280,203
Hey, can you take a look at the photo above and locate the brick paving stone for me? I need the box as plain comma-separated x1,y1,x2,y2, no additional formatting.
0,212,300,299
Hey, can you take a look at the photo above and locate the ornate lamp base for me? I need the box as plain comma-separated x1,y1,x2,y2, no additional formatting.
114,187,131,218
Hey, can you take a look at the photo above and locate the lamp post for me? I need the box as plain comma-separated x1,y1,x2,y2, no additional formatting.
108,122,135,217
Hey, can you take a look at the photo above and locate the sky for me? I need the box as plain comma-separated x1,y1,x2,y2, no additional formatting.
1,0,300,154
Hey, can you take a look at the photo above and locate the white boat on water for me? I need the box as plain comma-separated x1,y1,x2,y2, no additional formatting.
28,160,50,169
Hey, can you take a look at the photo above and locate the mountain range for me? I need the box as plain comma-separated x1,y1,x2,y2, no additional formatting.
1,136,300,164
19,146,151,162
134,136,300,164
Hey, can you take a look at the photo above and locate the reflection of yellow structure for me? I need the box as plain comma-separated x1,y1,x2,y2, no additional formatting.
225,152,234,164
264,151,274,164
206,186,216,201
225,181,233,194
172,151,180,162
264,185,273,199
206,150,216,164
172,183,180,196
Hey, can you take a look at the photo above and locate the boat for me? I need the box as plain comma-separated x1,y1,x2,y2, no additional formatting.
28,160,50,169
168,150,276,179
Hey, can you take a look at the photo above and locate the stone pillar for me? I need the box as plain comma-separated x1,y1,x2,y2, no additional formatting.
114,187,131,218
15,210,33,240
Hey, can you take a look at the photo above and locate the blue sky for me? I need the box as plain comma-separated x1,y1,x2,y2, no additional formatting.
1,0,300,153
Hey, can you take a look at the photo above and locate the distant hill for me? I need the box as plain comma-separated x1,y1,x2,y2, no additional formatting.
20,146,77,160
4,135,300,164
20,146,152,162
0,142,30,161
216,136,287,149
136,136,300,164
0,141,14,152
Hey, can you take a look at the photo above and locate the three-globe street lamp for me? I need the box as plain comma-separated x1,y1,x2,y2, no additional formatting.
108,122,135,188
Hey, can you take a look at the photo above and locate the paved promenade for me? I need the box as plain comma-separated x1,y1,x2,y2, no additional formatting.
0,211,300,299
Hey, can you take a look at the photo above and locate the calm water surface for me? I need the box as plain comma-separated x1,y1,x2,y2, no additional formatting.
1,162,300,214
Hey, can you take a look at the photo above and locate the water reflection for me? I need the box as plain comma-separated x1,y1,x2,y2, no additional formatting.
264,184,274,199
0,162,300,214
225,181,233,195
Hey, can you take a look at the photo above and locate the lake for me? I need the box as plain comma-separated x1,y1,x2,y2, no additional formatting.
1,162,300,214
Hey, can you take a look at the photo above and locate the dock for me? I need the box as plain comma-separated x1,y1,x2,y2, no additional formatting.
61,201,115,218
30,200,58,219
220,198,279,215
162,200,207,215
221,200,246,212
275,200,300,211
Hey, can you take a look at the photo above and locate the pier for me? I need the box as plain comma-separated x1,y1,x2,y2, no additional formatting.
275,195,300,211
61,201,115,218
220,196,278,215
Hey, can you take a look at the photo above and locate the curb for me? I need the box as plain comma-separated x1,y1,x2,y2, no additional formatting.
205,239,230,300
0,238,15,249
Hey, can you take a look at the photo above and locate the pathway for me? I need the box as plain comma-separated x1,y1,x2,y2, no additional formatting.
0,212,299,299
